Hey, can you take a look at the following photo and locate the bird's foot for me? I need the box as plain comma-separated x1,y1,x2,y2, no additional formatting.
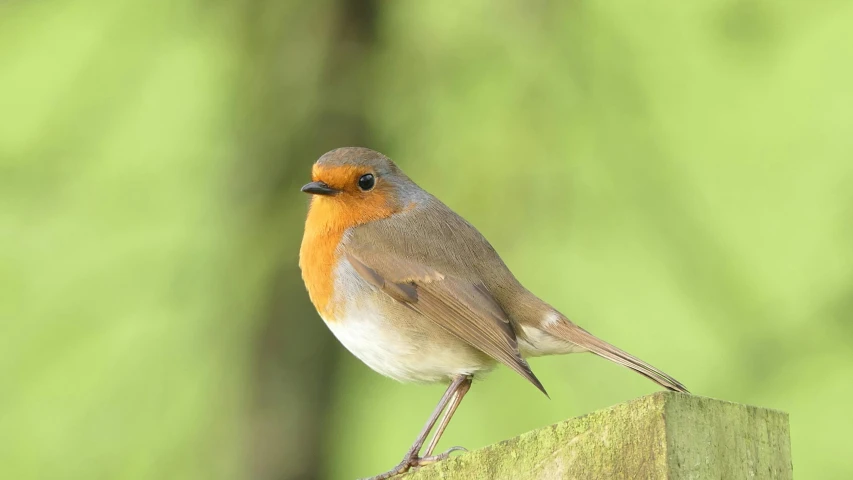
362,446,467,480
415,446,467,466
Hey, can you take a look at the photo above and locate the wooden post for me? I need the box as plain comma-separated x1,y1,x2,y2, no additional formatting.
402,392,792,479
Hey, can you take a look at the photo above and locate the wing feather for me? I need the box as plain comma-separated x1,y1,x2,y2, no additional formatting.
345,250,546,394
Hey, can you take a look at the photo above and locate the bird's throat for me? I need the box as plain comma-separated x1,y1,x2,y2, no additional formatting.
300,201,348,320
299,190,400,320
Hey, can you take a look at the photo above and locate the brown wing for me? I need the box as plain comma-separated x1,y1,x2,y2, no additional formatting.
345,249,546,395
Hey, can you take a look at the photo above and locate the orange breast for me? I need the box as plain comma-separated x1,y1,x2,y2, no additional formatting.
299,206,345,320
299,165,402,321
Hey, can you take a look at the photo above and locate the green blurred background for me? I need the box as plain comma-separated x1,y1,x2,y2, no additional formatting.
2,0,852,478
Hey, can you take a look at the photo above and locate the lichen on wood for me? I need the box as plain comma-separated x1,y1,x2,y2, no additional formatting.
401,392,792,480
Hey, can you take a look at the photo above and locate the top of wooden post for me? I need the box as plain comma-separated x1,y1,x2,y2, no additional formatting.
402,392,792,479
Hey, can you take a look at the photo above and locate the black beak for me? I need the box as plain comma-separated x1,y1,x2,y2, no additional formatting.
301,181,340,196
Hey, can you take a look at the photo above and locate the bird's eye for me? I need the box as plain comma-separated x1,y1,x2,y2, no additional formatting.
357,173,375,191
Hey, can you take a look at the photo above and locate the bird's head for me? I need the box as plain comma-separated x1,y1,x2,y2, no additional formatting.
302,147,418,232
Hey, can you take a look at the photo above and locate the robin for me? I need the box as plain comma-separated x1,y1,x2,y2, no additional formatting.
299,147,688,479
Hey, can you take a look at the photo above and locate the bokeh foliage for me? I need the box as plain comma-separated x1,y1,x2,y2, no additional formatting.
2,1,852,479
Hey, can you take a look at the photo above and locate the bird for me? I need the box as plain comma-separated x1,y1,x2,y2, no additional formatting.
298,147,688,480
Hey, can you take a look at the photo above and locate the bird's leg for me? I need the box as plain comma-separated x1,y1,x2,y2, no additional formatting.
364,375,470,480
420,376,472,462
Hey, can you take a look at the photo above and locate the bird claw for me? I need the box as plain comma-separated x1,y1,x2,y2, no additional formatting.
417,445,468,465
361,446,468,479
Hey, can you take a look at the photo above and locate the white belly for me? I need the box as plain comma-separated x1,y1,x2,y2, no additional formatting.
322,303,494,383
323,255,495,383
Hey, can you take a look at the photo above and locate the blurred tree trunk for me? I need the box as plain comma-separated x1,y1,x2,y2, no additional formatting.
230,1,378,479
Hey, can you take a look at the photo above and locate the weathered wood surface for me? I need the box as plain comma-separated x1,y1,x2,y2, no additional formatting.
402,392,792,479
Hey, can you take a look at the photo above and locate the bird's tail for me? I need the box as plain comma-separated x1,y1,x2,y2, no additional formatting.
544,318,689,393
